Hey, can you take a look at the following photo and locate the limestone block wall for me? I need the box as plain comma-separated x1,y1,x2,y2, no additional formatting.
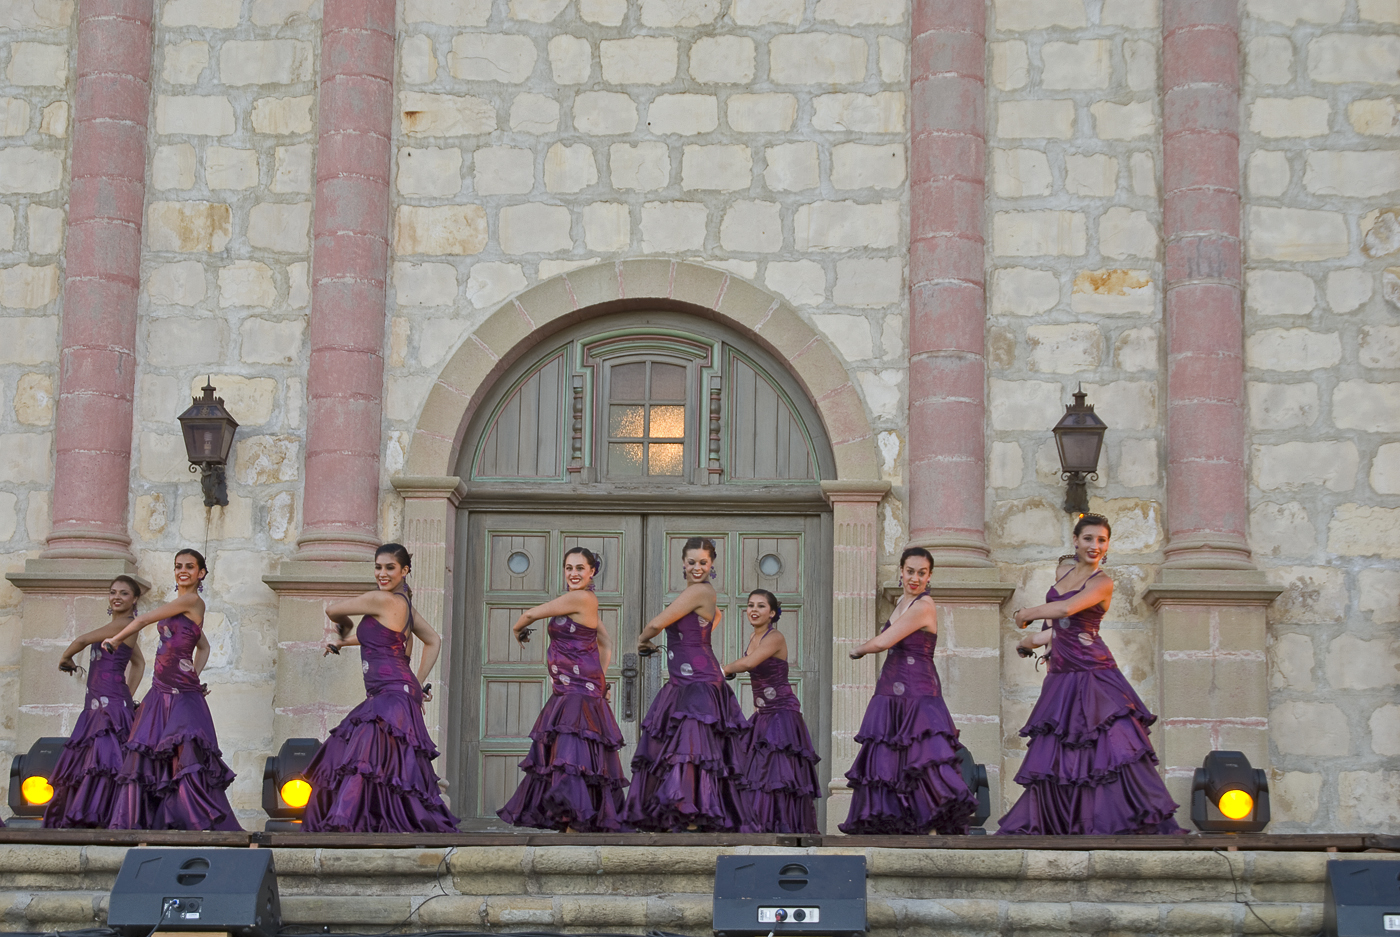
377,0,913,530
1237,0,1400,831
981,0,1168,817
0,0,75,777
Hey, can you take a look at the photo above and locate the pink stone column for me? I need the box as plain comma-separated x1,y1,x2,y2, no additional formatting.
296,0,397,562
1162,0,1253,569
907,0,991,567
43,0,153,561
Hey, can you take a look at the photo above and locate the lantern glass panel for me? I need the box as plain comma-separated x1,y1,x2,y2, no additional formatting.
1058,432,1101,473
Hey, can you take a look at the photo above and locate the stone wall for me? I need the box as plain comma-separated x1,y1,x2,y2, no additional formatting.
0,843,1378,936
1237,0,1400,831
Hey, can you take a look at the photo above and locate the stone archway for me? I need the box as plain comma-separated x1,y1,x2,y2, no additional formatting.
392,259,889,832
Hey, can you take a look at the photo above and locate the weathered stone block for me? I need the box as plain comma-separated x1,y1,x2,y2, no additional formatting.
573,91,637,135
731,0,802,24
1252,440,1358,491
989,379,1063,430
1246,269,1315,317
998,100,1074,139
1304,151,1400,198
156,95,236,136
681,144,752,191
764,142,819,191
393,262,458,306
1248,207,1348,261
994,0,1086,30
240,317,305,365
648,94,718,135
163,0,240,26
832,143,904,190
718,200,780,253
1041,40,1110,90
401,92,497,136
146,201,232,253
1247,0,1343,24
1349,97,1399,136
992,148,1052,197
1308,35,1400,84
271,143,313,193
6,43,67,87
401,34,437,84
794,201,899,250
395,205,488,256
1248,35,1294,85
727,93,796,132
1027,323,1104,373
1334,379,1400,432
765,260,824,306
451,34,538,83
543,142,597,193
993,211,1087,257
1328,503,1400,557
474,146,535,195
499,204,572,254
769,34,867,85
1091,100,1155,140
247,201,311,253
1100,207,1158,259
220,40,314,86
600,37,678,84
640,201,706,252
206,146,259,190
610,142,670,191
397,147,462,198
1247,149,1290,196
690,36,755,83
13,372,54,426
148,260,207,305
1251,501,1316,559
0,316,57,363
1064,153,1117,197
0,147,62,193
1272,700,1350,755
832,258,901,308
218,261,276,308
812,92,904,133
582,201,629,251
990,41,1029,91
252,95,315,134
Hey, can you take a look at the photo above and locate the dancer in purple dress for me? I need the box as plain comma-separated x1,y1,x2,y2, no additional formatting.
44,576,147,828
498,547,628,831
998,514,1184,835
105,550,241,831
840,547,976,835
624,537,749,832
308,543,458,832
723,590,820,834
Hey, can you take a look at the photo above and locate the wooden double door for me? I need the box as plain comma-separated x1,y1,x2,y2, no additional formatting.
452,510,830,829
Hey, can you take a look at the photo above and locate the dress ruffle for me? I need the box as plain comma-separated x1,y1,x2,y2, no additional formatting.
624,681,750,832
839,694,976,836
497,693,629,832
44,701,134,828
997,670,1184,835
108,691,242,831
739,708,821,834
303,691,459,833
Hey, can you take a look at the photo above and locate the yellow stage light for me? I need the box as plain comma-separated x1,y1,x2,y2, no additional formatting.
21,775,54,805
279,778,312,809
1218,789,1254,820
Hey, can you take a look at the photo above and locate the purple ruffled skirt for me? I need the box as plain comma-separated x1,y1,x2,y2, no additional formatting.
840,693,975,835
739,707,821,834
302,690,459,833
44,700,135,828
498,692,628,832
108,690,242,831
996,669,1185,835
624,681,749,832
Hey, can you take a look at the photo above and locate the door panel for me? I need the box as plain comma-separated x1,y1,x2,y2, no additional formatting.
457,510,829,828
460,512,642,828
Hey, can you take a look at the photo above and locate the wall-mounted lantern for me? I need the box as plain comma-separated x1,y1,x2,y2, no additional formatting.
178,380,239,507
1051,384,1107,515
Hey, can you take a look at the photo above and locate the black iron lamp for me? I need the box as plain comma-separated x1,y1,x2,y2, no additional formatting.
1052,384,1107,515
7,737,67,827
178,380,239,507
262,737,321,831
1191,750,1270,833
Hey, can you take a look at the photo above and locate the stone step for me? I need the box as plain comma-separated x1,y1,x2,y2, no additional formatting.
1,843,1392,936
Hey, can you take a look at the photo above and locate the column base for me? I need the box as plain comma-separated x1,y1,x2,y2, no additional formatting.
7,556,149,594
907,534,996,569
1145,568,1283,830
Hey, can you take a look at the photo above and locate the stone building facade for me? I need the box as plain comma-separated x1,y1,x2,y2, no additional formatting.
0,0,1396,831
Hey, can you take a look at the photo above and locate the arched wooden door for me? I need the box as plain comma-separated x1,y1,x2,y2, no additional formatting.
447,311,836,829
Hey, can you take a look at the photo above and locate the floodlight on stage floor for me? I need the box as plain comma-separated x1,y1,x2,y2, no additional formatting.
1190,750,1270,833
7,737,66,828
713,855,866,937
108,848,280,937
262,737,321,831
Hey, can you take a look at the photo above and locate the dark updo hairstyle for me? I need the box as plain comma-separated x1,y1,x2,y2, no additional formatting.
1073,513,1112,539
564,546,601,571
898,546,935,571
681,536,717,560
175,548,208,577
375,543,414,597
747,589,782,623
110,574,144,601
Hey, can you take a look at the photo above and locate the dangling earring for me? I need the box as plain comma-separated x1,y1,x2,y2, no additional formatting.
197,581,204,593
106,603,114,616
709,568,718,581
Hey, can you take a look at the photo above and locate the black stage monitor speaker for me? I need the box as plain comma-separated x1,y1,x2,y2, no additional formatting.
1324,859,1400,937
108,848,280,937
713,855,866,937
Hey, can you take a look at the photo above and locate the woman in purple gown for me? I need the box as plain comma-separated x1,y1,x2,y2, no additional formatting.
308,543,459,832
104,550,242,831
998,514,1184,835
498,547,628,831
44,576,147,828
840,547,976,835
723,590,820,834
624,537,749,832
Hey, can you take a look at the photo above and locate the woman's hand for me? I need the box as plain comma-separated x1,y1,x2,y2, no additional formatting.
514,626,532,645
101,640,117,654
637,638,658,656
59,656,78,673
1013,608,1034,628
323,634,344,656
848,649,866,660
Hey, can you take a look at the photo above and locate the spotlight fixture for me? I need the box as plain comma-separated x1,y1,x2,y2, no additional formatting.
957,747,992,834
7,737,67,827
1191,750,1270,833
1051,385,1108,515
262,737,321,831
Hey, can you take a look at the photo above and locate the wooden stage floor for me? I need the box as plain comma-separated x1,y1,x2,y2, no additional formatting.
0,828,1393,851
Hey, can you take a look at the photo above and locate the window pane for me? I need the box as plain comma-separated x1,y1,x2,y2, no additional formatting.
610,362,646,400
609,405,645,438
648,443,684,475
648,405,685,439
608,443,644,476
650,363,686,401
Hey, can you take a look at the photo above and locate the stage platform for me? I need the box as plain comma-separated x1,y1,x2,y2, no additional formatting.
0,831,1395,937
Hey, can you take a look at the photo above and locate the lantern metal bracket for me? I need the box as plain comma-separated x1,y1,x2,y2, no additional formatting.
1059,470,1099,515
190,461,229,508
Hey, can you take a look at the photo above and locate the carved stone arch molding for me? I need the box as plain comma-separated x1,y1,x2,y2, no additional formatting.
392,260,890,829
